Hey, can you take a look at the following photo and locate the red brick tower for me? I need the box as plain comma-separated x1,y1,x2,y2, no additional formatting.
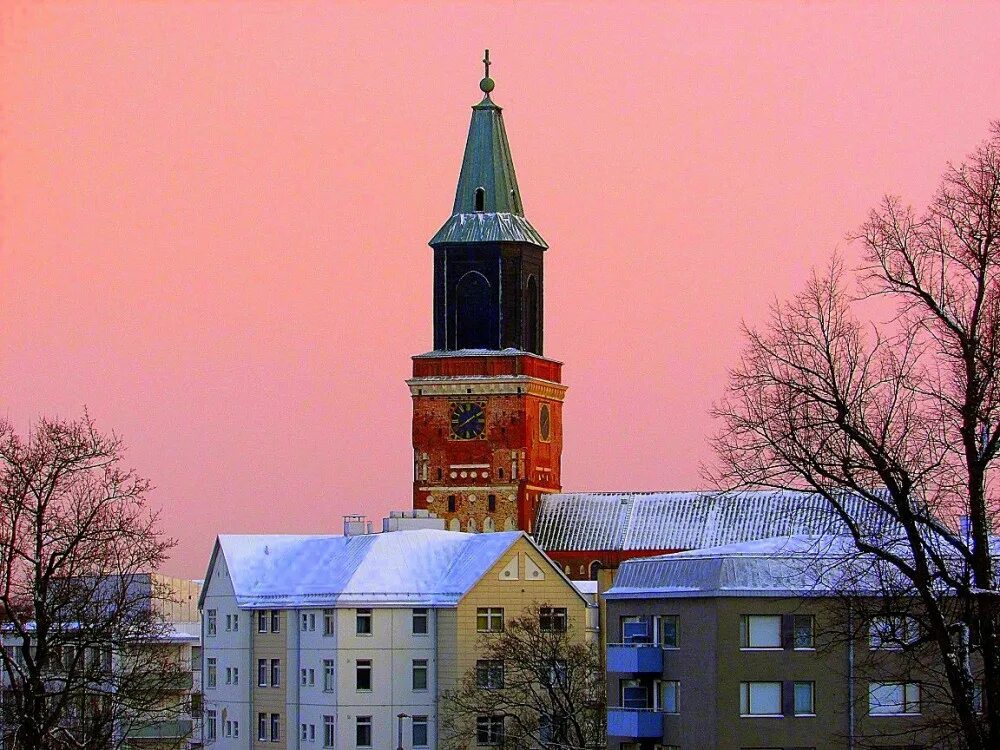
408,53,566,533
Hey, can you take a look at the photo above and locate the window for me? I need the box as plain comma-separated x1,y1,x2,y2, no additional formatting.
224,666,232,685
206,610,217,636
356,659,372,691
258,713,268,741
476,716,503,746
793,615,815,649
869,682,921,715
620,679,649,709
488,494,496,512
545,659,568,687
476,660,504,689
258,612,268,633
271,610,281,633
412,608,428,635
301,613,315,632
870,616,920,650
539,714,567,745
412,716,428,748
324,609,335,636
258,659,267,687
477,607,504,633
206,710,217,742
412,659,428,691
740,615,782,649
301,724,308,741
191,645,202,671
356,608,372,635
191,692,204,718
310,725,315,742
656,615,679,648
794,681,816,715
270,658,281,687
656,680,680,713
447,495,456,513
225,614,233,631
356,716,372,748
323,716,335,748
620,616,648,643
539,607,567,632
474,187,485,212
270,713,280,742
323,659,335,692
206,657,217,688
740,681,782,716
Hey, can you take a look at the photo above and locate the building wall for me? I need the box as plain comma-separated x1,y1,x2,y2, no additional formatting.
410,354,567,534
201,551,251,750
440,536,589,697
154,575,203,622
606,595,943,750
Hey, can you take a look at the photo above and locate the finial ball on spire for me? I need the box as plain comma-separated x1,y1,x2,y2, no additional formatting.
479,48,495,93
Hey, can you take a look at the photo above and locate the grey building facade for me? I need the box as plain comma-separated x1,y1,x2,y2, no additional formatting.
604,536,947,750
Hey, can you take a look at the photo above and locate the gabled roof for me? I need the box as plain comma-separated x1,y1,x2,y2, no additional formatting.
533,490,891,552
203,529,569,609
429,83,546,249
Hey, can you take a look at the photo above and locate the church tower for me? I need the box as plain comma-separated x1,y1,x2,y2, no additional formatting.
408,52,566,533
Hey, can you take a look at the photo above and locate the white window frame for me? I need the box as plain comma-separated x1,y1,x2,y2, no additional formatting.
323,715,335,748
477,607,504,633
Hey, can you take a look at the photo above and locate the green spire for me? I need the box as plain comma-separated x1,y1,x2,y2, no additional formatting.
429,51,547,249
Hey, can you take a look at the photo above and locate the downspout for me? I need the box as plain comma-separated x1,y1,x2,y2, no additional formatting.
847,603,855,750
434,609,440,749
293,608,301,750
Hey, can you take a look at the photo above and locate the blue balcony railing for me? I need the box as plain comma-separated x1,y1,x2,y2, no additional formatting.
607,708,664,739
607,643,663,673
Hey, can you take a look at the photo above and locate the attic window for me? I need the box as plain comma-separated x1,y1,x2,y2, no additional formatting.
474,187,485,212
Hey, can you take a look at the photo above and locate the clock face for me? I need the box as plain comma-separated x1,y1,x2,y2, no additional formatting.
539,403,551,441
450,402,486,440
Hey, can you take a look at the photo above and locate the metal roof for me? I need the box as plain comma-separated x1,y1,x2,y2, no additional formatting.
429,87,547,249
604,535,861,599
532,490,892,552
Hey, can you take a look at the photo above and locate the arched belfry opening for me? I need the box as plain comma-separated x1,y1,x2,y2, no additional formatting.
525,275,540,354
455,271,494,349
474,187,485,212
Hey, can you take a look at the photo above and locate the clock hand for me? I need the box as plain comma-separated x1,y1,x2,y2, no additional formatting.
459,413,480,428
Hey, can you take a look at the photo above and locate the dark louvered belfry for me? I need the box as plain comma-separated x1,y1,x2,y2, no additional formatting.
428,68,548,355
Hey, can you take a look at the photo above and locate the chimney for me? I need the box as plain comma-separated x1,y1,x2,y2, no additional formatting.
343,515,369,537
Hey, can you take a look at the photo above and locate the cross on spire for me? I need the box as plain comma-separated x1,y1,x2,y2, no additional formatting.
483,49,491,78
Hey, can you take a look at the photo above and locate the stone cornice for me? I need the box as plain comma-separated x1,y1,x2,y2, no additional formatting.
406,375,568,400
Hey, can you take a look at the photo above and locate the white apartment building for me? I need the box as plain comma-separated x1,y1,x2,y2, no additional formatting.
198,515,589,750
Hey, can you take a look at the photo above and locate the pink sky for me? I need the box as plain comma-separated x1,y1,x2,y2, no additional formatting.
2,1,999,577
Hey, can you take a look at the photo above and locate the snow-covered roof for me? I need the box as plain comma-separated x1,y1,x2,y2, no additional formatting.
533,490,890,552
212,530,527,609
605,535,861,599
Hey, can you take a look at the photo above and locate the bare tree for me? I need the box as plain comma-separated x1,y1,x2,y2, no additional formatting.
441,605,605,750
0,413,184,750
712,124,1000,749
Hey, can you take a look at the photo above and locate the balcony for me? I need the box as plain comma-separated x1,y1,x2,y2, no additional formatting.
607,708,664,739
607,643,663,673
128,720,194,739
